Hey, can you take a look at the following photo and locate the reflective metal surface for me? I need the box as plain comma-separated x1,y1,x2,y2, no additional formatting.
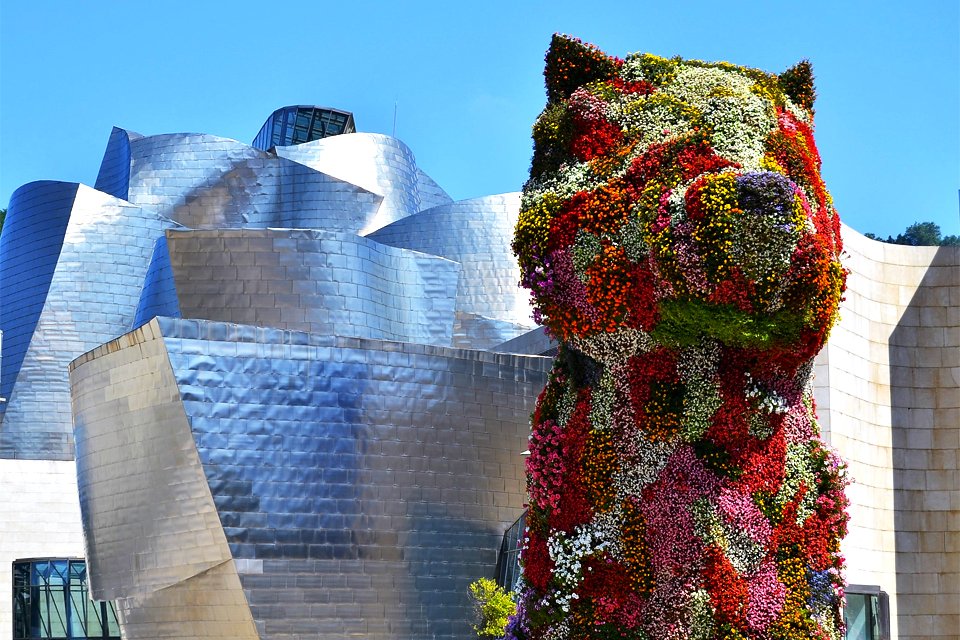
368,193,537,348
94,126,143,201
71,317,550,639
98,130,385,233
141,228,461,345
2,106,553,638
274,133,442,234
0,181,176,459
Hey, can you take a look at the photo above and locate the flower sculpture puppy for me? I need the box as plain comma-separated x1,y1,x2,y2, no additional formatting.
510,35,850,640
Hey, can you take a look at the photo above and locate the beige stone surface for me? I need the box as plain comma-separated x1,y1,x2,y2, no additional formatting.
814,225,959,639
0,459,86,640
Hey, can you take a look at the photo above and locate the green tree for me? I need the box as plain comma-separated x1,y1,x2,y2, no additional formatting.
468,578,516,638
0,208,5,235
867,221,959,246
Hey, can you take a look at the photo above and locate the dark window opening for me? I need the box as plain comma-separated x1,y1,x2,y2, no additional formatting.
495,511,526,592
844,585,890,640
12,559,120,640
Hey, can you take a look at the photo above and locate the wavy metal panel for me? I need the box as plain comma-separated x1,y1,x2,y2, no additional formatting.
368,193,536,348
70,320,258,639
157,228,460,345
274,133,425,234
93,126,143,200
71,317,550,639
1,184,176,459
122,133,383,233
0,181,78,414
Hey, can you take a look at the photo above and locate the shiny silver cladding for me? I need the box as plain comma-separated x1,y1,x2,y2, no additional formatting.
0,182,176,459
146,228,461,345
274,133,446,234
105,131,385,233
368,193,536,348
71,317,550,639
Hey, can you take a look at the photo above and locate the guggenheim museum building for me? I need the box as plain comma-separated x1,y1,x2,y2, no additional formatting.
0,105,956,640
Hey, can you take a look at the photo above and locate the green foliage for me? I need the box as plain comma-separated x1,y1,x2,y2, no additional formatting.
544,33,620,104
652,298,802,350
530,103,574,179
779,60,816,112
0,208,5,236
866,221,960,246
468,578,516,638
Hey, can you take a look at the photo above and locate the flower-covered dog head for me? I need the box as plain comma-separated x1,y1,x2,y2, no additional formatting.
514,34,845,366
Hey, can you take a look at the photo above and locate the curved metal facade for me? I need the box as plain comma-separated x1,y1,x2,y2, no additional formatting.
153,228,462,345
72,317,549,640
368,193,536,349
121,133,385,232
0,181,78,415
0,182,176,459
0,105,546,639
274,133,434,234
93,126,142,201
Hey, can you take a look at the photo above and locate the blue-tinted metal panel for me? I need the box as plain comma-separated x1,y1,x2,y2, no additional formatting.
71,317,551,639
0,181,78,417
94,126,142,200
133,235,181,329
368,193,537,348
1,184,176,459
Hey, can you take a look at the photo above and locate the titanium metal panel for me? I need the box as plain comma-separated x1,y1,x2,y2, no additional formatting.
157,228,461,345
452,312,537,351
120,132,384,233
71,317,550,639
274,133,427,234
367,193,536,348
93,126,143,200
490,325,558,356
71,321,258,639
414,168,454,211
0,183,177,459
132,235,181,328
0,181,78,416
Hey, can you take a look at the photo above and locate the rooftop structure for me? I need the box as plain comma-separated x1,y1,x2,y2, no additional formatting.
252,105,356,151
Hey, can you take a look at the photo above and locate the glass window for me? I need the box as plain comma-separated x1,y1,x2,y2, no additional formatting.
12,559,120,639
495,511,526,593
844,586,889,640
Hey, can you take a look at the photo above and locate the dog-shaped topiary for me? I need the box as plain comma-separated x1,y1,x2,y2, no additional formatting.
510,34,849,640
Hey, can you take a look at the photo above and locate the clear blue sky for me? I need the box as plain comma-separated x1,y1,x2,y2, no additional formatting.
2,1,958,238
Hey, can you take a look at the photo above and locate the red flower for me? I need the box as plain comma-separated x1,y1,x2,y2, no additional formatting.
522,526,554,592
704,545,750,630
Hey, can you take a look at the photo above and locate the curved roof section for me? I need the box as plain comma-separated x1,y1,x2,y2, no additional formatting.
99,130,384,233
367,193,535,334
274,133,442,234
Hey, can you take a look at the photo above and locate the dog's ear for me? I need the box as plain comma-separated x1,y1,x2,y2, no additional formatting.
544,33,620,104
779,60,816,114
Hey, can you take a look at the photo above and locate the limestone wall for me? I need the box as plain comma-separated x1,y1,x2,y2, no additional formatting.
814,224,959,639
0,460,86,640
